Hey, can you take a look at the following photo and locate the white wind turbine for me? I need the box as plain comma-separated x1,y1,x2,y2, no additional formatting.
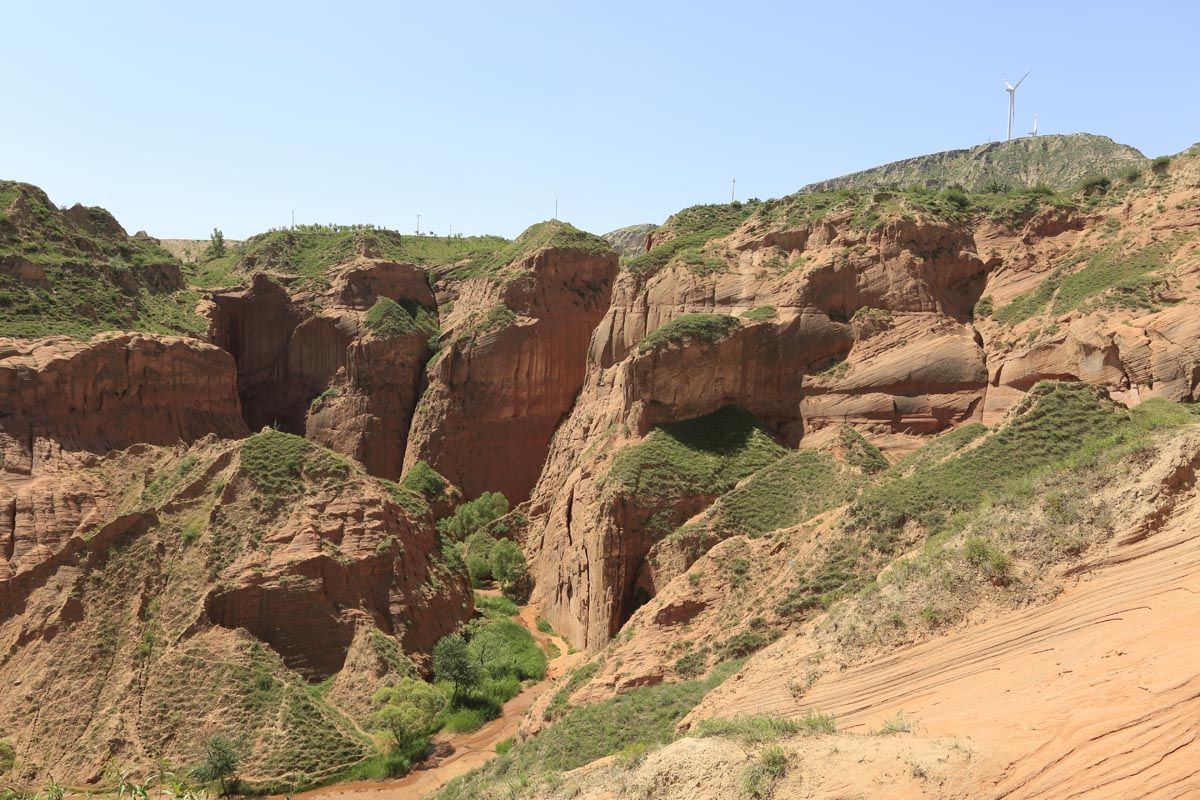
1030,114,1039,136
1004,70,1031,141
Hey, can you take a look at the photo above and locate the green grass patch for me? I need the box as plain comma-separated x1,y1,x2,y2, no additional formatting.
742,305,777,322
364,297,439,338
439,660,744,798
838,426,889,474
239,430,351,507
608,406,785,503
446,220,611,282
682,449,853,540
637,313,740,354
474,593,519,617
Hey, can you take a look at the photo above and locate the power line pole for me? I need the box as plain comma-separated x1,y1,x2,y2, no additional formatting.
731,178,736,203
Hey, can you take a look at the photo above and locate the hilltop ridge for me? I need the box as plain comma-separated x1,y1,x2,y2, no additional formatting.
801,132,1148,193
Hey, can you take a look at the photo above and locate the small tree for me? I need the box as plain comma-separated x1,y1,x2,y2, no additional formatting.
432,633,479,704
368,677,446,756
208,227,226,259
489,539,527,593
191,734,239,797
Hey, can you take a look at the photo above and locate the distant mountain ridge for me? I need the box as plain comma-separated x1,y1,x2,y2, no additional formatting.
801,133,1148,193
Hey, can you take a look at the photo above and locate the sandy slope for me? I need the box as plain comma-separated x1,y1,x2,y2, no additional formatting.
689,496,1200,799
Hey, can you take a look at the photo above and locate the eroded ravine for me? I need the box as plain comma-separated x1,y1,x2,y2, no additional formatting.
288,599,579,800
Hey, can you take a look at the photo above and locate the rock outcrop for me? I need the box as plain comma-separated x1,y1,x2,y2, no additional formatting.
0,433,470,783
403,222,618,503
0,333,245,476
205,259,436,479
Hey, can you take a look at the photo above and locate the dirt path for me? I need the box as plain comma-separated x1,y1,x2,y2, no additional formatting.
289,597,579,800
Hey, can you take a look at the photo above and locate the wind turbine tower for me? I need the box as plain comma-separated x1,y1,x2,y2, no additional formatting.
1004,70,1030,141
1029,114,1039,137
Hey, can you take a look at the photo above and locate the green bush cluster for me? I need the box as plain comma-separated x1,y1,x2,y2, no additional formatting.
399,461,449,501
364,297,439,338
637,313,740,354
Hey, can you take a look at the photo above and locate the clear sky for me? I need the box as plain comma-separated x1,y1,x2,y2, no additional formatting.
5,1,1198,240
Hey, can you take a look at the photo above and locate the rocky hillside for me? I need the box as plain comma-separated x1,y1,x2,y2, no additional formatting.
802,133,1148,193
0,181,204,338
602,223,657,257
1,136,1198,797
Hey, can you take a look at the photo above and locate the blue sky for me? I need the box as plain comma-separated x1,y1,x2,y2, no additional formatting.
5,1,1198,240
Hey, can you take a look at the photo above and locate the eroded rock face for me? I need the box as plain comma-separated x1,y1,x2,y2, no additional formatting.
0,333,246,476
205,260,435,479
0,436,470,782
404,245,618,503
523,163,1200,652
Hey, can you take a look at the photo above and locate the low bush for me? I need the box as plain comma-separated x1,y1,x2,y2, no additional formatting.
637,313,740,354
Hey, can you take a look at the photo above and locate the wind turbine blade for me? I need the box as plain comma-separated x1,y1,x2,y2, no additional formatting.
1014,70,1030,88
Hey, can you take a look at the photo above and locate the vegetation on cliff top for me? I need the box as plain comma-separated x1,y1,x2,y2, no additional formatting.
444,219,612,282
637,313,741,354
608,406,785,502
364,296,439,338
0,180,205,337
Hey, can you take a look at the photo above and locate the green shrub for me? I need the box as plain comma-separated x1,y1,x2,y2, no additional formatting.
0,739,14,773
468,618,547,682
740,744,788,798
876,711,915,735
364,297,438,338
536,617,554,635
437,492,509,539
494,738,514,756
717,630,776,660
675,651,707,678
637,313,740,354
399,461,448,500
1079,175,1111,194
961,536,1012,583
442,707,489,733
1151,155,1171,174
973,295,993,318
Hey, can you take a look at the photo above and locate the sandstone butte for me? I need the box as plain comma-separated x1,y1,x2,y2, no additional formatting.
0,140,1198,797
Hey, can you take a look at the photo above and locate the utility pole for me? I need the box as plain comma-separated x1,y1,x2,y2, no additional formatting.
731,178,736,203
416,213,421,235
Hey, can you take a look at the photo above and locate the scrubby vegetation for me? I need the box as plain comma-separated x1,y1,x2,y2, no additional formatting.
194,224,508,288
446,220,612,282
363,297,439,338
624,202,757,278
608,406,785,503
398,460,449,503
678,449,854,541
238,430,351,508
437,660,744,799
637,313,740,353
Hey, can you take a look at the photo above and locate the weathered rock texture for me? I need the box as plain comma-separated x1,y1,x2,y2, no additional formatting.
523,147,1200,652
404,233,618,503
0,333,245,476
0,434,470,783
205,259,435,478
